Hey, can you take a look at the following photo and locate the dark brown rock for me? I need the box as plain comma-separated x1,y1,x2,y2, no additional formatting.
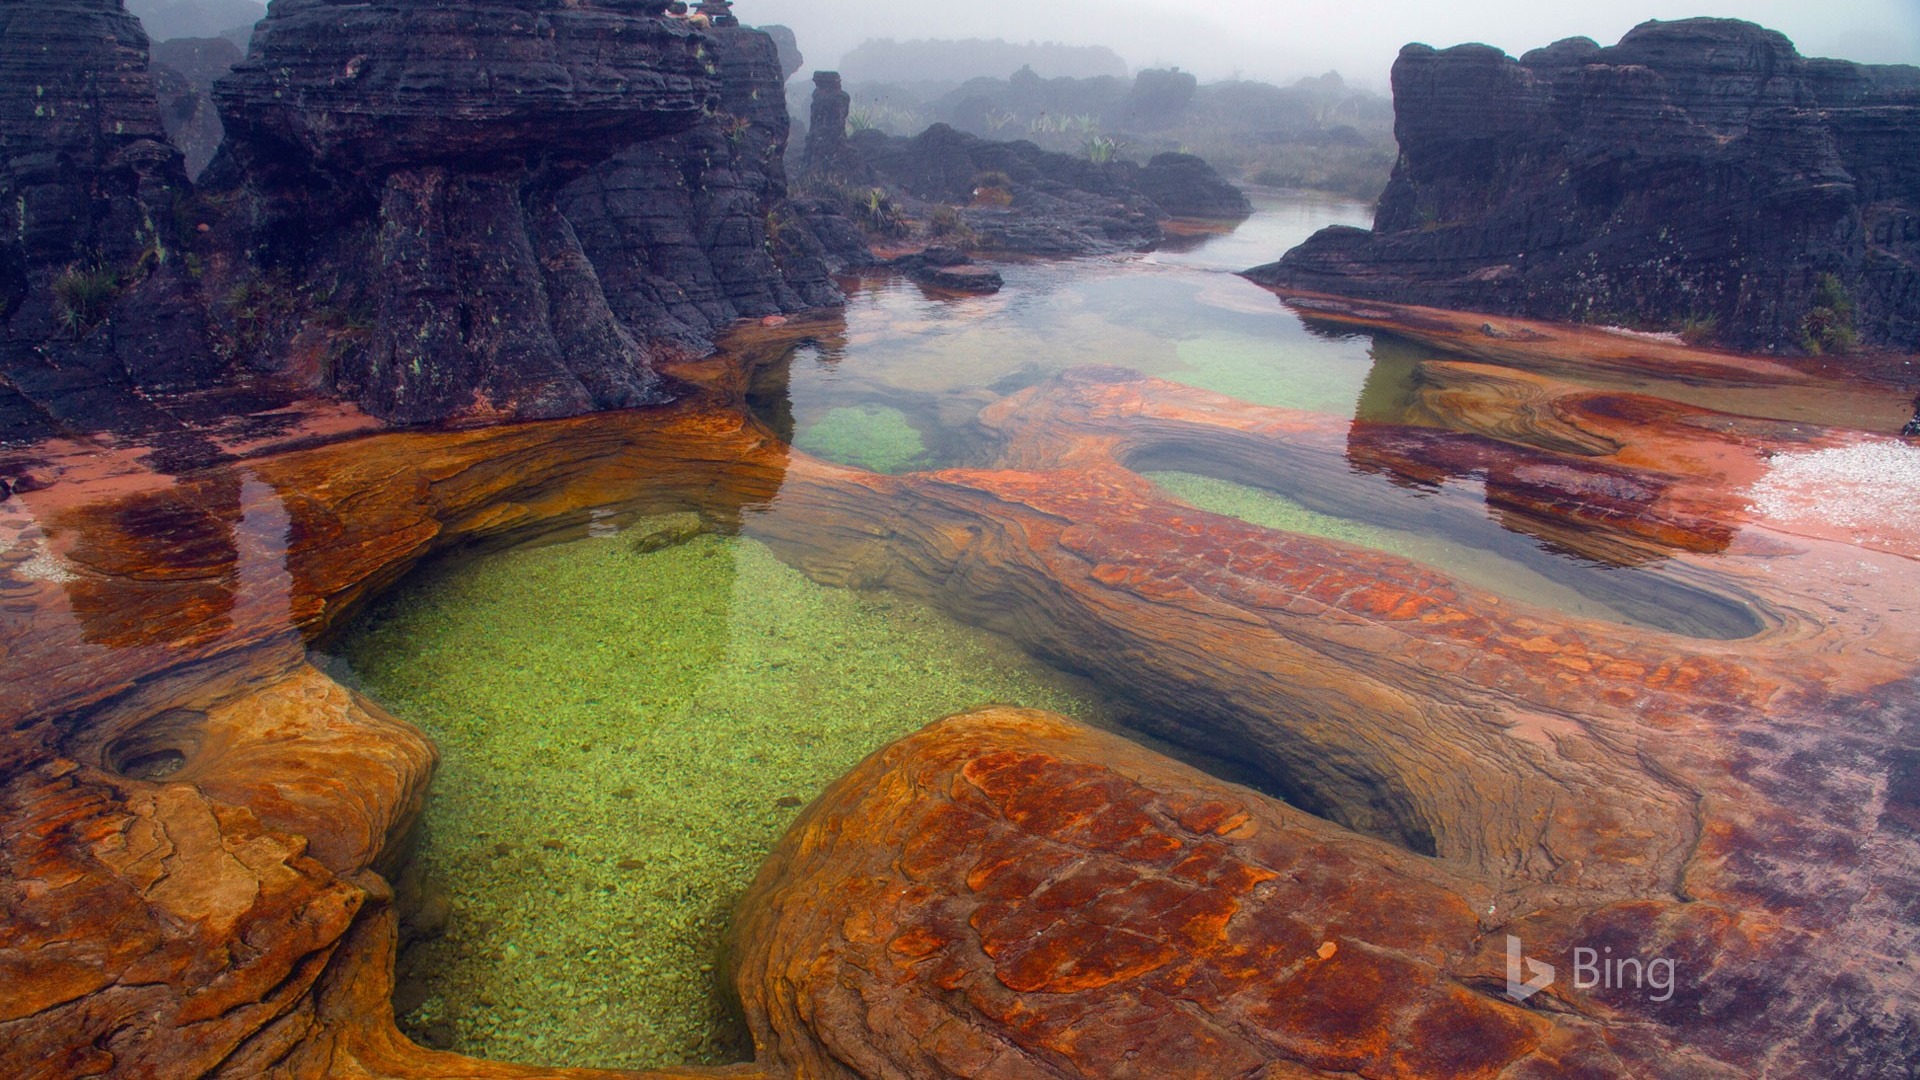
1135,151,1252,219
846,122,1168,255
0,0,220,442
890,248,1004,293
205,0,721,424
1249,18,1920,353
560,24,843,352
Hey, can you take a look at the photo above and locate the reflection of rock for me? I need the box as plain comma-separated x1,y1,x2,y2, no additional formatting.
0,405,794,1079
732,375,1920,1077
1249,18,1920,352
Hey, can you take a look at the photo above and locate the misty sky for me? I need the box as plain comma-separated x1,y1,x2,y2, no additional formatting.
747,0,1919,88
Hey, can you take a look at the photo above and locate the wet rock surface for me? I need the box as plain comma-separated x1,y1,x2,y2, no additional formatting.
3,305,1917,1075
1249,18,1920,352
889,247,1004,293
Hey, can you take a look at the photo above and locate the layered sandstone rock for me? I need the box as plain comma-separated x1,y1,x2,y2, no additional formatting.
559,23,843,351
206,0,708,424
203,0,841,426
1249,18,1920,353
0,0,218,442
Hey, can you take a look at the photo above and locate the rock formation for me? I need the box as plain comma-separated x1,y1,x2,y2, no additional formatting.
759,23,802,83
1135,151,1253,219
205,0,710,424
843,122,1252,255
0,0,220,443
558,22,843,351
1249,18,1920,353
195,0,845,426
801,70,858,178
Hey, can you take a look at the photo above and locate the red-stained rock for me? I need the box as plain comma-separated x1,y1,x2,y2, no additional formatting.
2,323,1917,1077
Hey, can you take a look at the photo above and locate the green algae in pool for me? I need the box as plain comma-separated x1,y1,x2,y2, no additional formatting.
792,403,929,473
335,527,1110,1070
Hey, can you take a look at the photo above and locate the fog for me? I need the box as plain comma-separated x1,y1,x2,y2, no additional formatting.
744,0,1919,88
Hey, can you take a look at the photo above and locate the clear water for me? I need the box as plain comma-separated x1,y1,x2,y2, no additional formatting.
338,190,1763,1069
338,532,1115,1067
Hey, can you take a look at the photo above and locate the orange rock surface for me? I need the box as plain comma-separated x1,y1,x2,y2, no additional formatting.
2,313,1916,1076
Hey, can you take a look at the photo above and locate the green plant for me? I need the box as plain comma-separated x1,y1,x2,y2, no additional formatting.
221,271,297,356
718,112,752,143
1083,133,1123,164
927,205,976,246
51,264,119,339
854,187,907,238
1678,313,1719,347
1800,273,1858,355
847,109,878,134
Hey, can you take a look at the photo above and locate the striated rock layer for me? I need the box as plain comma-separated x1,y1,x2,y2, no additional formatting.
559,23,844,351
0,0,218,442
1249,18,1920,353
201,0,842,426
206,0,704,424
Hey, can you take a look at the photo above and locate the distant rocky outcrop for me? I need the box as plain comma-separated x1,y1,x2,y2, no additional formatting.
761,23,802,82
813,112,1248,256
849,123,1167,254
150,35,241,178
0,0,218,442
126,0,262,41
1247,19,1920,353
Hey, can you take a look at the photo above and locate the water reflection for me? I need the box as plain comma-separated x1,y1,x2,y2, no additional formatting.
740,194,1757,635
